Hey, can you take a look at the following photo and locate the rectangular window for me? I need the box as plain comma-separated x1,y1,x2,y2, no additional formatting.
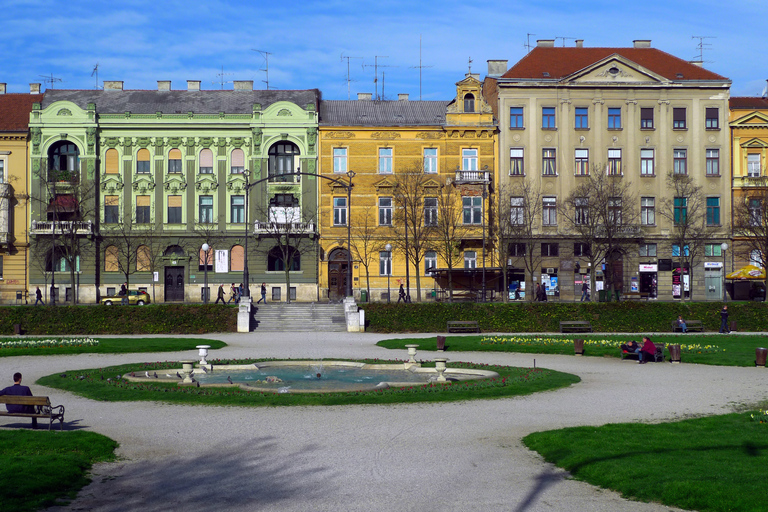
136,158,150,174
379,197,392,226
230,149,245,174
575,149,589,176
674,197,687,225
379,250,392,276
333,148,347,174
574,243,591,257
462,196,482,225
575,107,588,129
673,107,687,129
199,195,213,223
607,149,622,175
748,154,761,177
706,197,720,226
333,197,347,226
167,195,182,224
705,107,719,129
542,196,557,226
464,251,477,269
424,197,438,226
672,244,690,257
378,148,392,174
640,149,654,176
423,148,438,173
673,149,687,175
541,243,559,256
0,159,5,183
608,197,622,225
575,197,588,225
424,251,437,274
706,149,720,176
509,148,524,176
136,195,150,224
510,197,524,225
608,107,622,129
639,243,657,257
749,198,762,226
510,107,524,128
231,195,245,223
509,243,526,257
462,148,478,171
104,195,119,224
640,107,654,129
705,244,723,257
542,148,556,175
641,197,655,225
542,107,556,129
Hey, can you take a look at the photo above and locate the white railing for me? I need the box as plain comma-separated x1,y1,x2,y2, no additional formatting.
253,220,315,235
454,170,490,183
29,220,93,235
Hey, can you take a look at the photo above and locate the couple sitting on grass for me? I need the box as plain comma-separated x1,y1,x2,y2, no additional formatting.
620,337,657,364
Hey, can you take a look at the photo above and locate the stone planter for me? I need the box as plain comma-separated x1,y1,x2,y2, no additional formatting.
405,344,419,363
669,344,681,364
196,345,211,365
756,347,767,367
180,360,195,383
434,358,448,382
574,339,585,356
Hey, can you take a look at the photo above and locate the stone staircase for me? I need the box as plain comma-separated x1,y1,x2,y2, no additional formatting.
252,302,348,332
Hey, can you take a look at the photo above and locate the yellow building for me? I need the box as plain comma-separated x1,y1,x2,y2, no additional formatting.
0,85,39,304
318,75,497,302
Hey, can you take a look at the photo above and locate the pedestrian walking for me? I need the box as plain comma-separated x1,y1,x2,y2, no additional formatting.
34,286,44,306
719,305,730,333
215,284,226,304
397,284,406,303
227,283,237,304
238,283,245,301
580,281,589,302
257,282,267,304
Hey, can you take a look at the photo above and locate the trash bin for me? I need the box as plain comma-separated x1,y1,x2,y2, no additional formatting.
598,290,607,302
360,290,368,302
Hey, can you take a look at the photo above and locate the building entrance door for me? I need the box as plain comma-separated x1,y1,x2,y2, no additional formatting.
164,266,185,302
327,249,349,302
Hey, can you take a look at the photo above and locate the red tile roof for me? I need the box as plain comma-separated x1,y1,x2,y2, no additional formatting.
730,97,768,109
502,47,728,82
0,94,41,132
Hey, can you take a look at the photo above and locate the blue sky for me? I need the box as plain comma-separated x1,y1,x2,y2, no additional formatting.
2,0,766,99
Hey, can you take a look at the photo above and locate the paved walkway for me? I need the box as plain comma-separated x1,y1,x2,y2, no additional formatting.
3,331,767,512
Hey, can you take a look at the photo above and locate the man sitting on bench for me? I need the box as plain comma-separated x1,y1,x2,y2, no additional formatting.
621,340,641,358
0,372,36,428
676,315,687,333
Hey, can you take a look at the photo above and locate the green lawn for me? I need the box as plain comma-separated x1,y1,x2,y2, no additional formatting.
37,358,580,406
0,430,118,512
523,411,768,512
377,334,768,366
0,337,225,357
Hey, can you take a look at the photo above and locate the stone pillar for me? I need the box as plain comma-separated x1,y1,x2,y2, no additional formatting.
344,296,362,332
237,296,252,333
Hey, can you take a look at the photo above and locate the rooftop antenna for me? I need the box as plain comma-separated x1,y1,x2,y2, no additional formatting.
91,63,101,89
556,37,577,47
692,35,715,63
340,53,363,100
468,56,473,74
212,66,233,89
363,56,396,100
409,35,432,100
524,33,536,53
39,73,63,90
251,49,271,89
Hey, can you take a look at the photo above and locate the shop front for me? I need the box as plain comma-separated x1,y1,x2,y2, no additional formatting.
704,262,724,301
639,263,657,298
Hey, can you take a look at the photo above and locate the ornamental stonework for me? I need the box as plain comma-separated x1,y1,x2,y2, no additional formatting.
371,132,400,139
416,132,442,139
324,131,355,139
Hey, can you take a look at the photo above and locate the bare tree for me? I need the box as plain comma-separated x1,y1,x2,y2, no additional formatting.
101,213,145,291
432,181,471,302
504,178,544,302
346,205,383,300
733,182,768,270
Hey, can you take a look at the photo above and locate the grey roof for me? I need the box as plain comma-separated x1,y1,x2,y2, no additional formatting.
319,100,449,126
41,89,320,114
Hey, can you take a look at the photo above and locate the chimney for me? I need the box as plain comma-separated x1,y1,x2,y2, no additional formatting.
157,80,171,91
575,39,584,48
398,93,409,101
0,83,5,94
234,80,253,91
104,81,124,91
633,40,651,48
187,80,201,91
357,93,372,100
30,83,41,94
537,40,555,47
487,60,508,77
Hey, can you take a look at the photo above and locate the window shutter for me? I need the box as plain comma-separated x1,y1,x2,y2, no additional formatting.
105,195,119,206
136,195,150,207
168,195,182,207
231,149,244,167
105,149,119,174
137,148,150,162
169,149,182,160
200,149,213,167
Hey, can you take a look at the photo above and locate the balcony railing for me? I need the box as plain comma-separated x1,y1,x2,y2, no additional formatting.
253,220,315,235
29,220,93,236
454,170,490,184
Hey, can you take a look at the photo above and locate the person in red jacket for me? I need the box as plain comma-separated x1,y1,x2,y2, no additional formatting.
639,336,656,364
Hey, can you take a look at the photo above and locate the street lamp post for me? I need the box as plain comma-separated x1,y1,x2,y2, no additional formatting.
385,243,392,303
346,170,355,297
481,170,488,302
202,243,210,304
721,242,728,302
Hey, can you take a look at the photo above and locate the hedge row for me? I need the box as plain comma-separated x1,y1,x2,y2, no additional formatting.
0,305,238,335
362,301,768,333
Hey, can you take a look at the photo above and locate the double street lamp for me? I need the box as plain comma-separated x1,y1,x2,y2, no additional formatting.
721,242,728,302
385,243,392,303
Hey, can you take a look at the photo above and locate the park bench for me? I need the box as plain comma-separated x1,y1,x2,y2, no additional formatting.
671,319,703,332
560,320,593,333
620,342,666,362
622,292,645,300
447,321,480,333
0,396,65,430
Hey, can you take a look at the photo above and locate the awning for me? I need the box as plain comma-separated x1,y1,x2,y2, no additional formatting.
726,265,766,280
47,195,78,213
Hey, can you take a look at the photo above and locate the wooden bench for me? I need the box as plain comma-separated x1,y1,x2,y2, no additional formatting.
0,396,65,430
560,320,593,333
621,342,666,362
671,320,703,332
622,292,643,300
447,321,480,333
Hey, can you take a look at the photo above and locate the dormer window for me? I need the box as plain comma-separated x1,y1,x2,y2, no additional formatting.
464,93,475,113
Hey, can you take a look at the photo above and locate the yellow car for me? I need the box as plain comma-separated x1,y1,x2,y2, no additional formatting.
100,290,151,306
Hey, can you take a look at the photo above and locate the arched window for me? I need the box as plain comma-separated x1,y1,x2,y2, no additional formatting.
199,148,213,174
168,149,182,174
105,148,119,175
48,141,80,181
136,148,150,174
268,142,300,182
230,245,244,272
199,246,213,271
268,246,300,271
464,93,475,113
137,245,151,271
164,245,185,257
231,149,244,174
105,245,119,272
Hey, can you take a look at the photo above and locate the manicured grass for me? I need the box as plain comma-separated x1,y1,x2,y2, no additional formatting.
0,337,225,357
37,358,580,406
523,411,768,512
377,334,768,366
0,430,118,512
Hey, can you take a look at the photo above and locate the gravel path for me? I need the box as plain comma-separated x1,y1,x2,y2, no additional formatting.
3,331,767,512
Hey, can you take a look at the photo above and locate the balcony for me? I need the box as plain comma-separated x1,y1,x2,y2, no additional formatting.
29,220,93,236
454,170,491,184
0,183,9,245
253,220,315,236
734,175,768,188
